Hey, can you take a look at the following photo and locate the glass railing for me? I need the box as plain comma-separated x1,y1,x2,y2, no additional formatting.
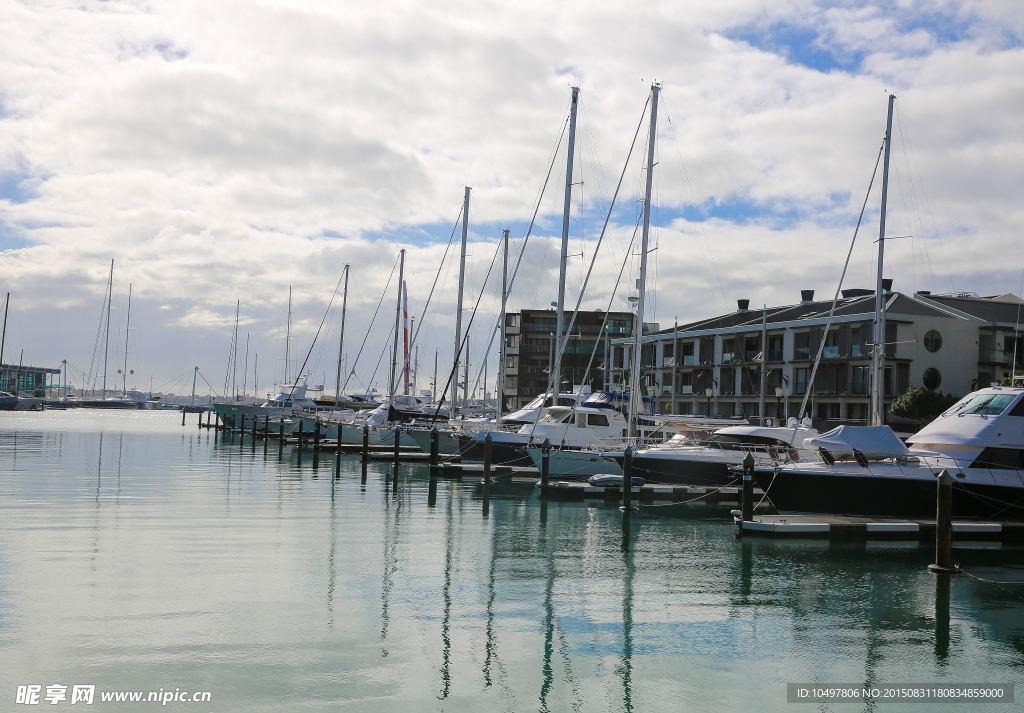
662,357,675,367
979,350,1010,365
794,348,810,360
851,345,862,357
767,350,783,362
822,346,839,359
851,382,869,395
682,355,697,366
678,385,693,395
721,352,736,364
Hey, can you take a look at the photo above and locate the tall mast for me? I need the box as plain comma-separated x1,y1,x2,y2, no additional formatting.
871,94,895,427
0,293,9,392
403,282,409,394
190,366,198,408
497,227,509,425
389,249,405,401
758,305,767,423
253,354,258,399
433,349,438,403
334,264,350,405
554,86,580,400
462,332,470,410
454,187,471,414
242,333,249,399
231,301,240,400
629,84,660,439
102,259,114,399
284,288,292,386
122,283,132,395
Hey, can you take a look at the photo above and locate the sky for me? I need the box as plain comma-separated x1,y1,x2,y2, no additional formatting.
1,0,1023,398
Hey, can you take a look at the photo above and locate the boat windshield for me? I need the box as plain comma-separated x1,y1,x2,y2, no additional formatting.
702,433,790,449
942,393,1016,417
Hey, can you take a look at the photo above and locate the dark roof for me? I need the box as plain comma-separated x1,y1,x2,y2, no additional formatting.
920,295,1024,324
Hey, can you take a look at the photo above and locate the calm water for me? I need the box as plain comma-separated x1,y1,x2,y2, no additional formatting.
0,410,1022,712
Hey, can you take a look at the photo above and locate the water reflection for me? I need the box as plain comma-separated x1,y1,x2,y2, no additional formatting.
0,412,1021,713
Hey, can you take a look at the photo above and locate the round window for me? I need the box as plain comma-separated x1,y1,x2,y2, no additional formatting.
923,368,941,391
924,330,942,353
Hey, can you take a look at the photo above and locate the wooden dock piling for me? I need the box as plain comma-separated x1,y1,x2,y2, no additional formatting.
741,452,755,523
540,438,550,487
928,470,959,574
620,446,637,512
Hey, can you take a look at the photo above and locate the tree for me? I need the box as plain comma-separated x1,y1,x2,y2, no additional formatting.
890,387,960,425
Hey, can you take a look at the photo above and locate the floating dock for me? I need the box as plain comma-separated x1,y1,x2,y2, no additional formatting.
538,482,761,504
737,515,1024,542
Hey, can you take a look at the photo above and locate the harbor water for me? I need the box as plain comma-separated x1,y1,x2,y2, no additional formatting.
0,410,1021,711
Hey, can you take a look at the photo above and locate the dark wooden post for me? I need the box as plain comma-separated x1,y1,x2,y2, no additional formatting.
207,410,211,429
929,470,958,574
429,427,439,472
314,419,321,450
181,408,186,426
620,445,637,511
741,452,755,523
278,419,285,456
198,412,202,429
482,433,492,514
393,426,401,467
541,438,551,487
239,415,245,449
362,424,369,461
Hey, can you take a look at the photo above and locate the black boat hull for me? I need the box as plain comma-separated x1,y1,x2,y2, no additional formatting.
751,468,1024,519
611,454,741,488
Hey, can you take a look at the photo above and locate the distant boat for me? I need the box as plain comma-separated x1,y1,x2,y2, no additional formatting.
0,391,18,410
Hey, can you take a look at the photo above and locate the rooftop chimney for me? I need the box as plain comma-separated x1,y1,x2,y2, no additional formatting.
800,289,815,304
737,299,750,312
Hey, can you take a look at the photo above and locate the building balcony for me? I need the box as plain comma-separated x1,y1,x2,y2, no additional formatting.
979,350,1010,366
822,346,839,359
678,385,693,395
662,357,674,367
721,352,736,364
851,382,869,395
794,348,810,360
767,350,784,362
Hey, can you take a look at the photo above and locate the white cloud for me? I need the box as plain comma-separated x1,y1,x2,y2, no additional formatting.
0,0,1022,390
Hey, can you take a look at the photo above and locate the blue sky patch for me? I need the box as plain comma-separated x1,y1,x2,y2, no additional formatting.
0,170,40,205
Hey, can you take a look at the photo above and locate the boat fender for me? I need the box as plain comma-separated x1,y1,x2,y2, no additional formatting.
787,447,800,462
853,449,870,468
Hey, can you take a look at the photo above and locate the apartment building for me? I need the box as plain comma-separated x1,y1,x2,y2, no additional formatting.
608,288,1024,428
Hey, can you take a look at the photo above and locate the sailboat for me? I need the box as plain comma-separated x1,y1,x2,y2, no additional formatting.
75,261,146,409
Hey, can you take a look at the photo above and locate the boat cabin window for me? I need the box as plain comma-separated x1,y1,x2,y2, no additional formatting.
1008,397,1024,418
587,413,609,427
703,433,790,449
943,393,1016,417
970,447,1024,470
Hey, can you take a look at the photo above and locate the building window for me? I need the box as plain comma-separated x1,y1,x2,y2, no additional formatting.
924,330,942,353
794,368,809,395
923,368,941,391
505,334,520,349
794,332,810,360
505,355,518,369
721,339,736,364
681,342,695,366
505,314,519,328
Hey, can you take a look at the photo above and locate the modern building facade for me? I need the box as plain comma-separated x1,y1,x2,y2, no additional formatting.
0,363,61,396
608,289,1024,429
501,309,636,411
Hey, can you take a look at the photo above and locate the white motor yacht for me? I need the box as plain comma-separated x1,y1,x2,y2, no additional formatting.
749,386,1024,518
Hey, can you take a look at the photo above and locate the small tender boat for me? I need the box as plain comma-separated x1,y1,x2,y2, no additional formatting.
587,474,645,487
